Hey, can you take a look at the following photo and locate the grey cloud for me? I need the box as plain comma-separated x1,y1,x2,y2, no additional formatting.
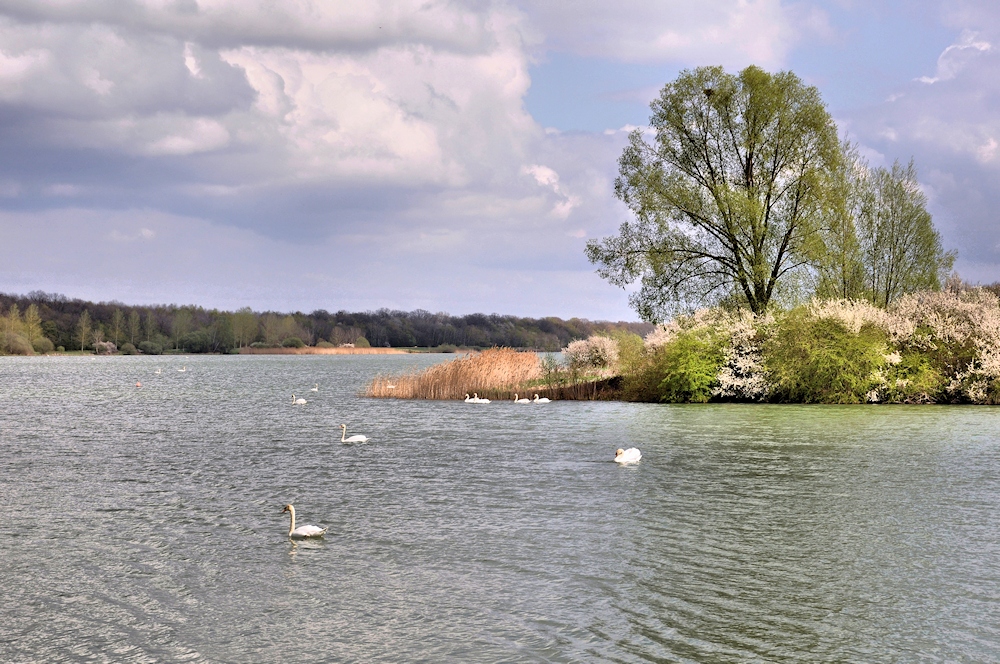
0,0,516,55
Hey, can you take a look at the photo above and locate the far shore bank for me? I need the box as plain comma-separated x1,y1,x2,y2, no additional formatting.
239,346,408,355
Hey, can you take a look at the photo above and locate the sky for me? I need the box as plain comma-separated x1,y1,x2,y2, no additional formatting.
0,0,998,321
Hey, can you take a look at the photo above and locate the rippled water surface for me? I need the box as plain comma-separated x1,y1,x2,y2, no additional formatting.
3,354,1000,662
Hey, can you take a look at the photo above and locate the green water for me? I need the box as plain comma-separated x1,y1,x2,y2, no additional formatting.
2,354,999,662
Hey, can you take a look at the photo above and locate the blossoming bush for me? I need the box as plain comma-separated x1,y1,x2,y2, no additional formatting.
625,287,1000,404
563,335,619,372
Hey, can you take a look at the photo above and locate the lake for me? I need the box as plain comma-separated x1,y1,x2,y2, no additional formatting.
2,354,1000,662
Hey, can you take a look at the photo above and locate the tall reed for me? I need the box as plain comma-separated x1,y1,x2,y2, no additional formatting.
366,347,542,400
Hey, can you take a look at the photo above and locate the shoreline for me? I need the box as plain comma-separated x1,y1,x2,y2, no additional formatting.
238,347,409,355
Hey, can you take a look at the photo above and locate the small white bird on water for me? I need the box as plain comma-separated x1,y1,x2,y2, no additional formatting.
282,504,327,539
292,394,307,405
340,423,369,443
615,448,642,464
177,366,187,372
310,383,319,392
154,368,162,375
513,393,530,404
533,394,551,403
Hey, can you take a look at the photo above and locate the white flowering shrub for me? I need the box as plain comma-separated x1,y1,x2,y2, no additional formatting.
564,335,619,371
713,311,772,401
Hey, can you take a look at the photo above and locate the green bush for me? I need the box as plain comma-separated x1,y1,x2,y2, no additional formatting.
354,336,371,348
315,340,335,348
120,342,137,355
765,309,889,403
32,337,55,354
282,337,305,348
2,333,33,355
179,331,212,353
882,351,947,403
56,346,65,352
139,341,163,355
654,330,727,403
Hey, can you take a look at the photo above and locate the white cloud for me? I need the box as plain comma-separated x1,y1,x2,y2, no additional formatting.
917,30,991,83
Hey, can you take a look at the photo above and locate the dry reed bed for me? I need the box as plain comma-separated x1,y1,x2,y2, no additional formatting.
366,347,542,400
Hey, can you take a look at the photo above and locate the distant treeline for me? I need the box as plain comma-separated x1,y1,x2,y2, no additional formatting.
0,290,652,355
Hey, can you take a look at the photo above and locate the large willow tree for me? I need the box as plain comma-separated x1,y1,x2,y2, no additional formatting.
587,65,842,320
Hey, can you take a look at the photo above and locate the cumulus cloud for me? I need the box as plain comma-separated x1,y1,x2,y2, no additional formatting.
847,22,1000,280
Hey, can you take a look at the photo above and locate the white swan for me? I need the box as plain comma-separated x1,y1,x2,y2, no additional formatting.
177,366,187,372
464,393,474,402
615,447,642,464
340,423,369,443
292,394,307,405
282,504,327,539
513,393,530,404
154,368,161,375
533,394,551,403
474,393,491,403
310,383,319,392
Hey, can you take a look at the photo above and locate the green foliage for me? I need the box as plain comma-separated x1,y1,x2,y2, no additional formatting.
881,351,947,403
612,330,646,375
315,340,335,348
354,336,371,348
2,332,33,355
282,336,305,348
56,346,65,352
765,309,888,403
32,337,54,354
139,340,163,355
120,342,137,355
587,64,842,319
179,330,212,353
653,330,727,403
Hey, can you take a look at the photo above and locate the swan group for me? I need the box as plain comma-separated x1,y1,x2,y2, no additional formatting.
340,423,369,443
513,393,530,404
292,394,307,405
614,447,642,464
282,504,327,539
464,393,491,404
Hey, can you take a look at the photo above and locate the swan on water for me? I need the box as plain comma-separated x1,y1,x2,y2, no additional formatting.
465,393,473,402
472,393,491,404
340,423,369,443
533,394,551,403
282,504,327,539
310,383,319,392
177,366,187,372
292,394,307,405
513,393,530,404
615,447,642,464
154,368,161,375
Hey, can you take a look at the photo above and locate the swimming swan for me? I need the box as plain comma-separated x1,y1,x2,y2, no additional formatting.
282,504,327,539
615,448,642,464
513,393,530,404
533,394,551,403
310,383,319,392
177,366,187,372
292,394,307,405
340,423,369,443
154,368,161,375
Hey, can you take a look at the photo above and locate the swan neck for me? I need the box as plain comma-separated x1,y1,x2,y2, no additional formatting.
341,426,346,442
287,506,296,536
